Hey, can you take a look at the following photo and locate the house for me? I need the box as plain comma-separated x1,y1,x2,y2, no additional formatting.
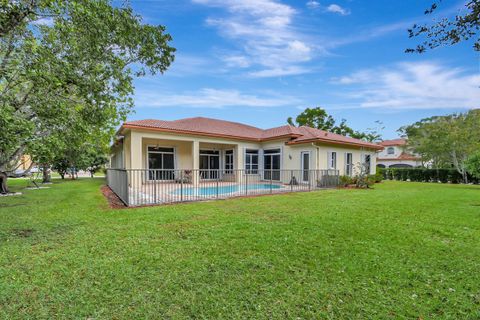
108,117,382,205
376,139,423,168
111,117,381,177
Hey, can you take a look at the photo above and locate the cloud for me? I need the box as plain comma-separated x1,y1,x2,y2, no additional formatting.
332,62,480,109
222,55,251,68
326,4,350,16
135,88,301,108
306,1,320,9
193,0,315,77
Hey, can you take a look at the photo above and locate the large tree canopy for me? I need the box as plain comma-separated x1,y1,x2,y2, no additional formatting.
399,110,480,182
287,107,383,142
407,0,480,53
0,0,175,192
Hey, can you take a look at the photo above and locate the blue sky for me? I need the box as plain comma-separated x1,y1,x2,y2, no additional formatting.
126,0,479,139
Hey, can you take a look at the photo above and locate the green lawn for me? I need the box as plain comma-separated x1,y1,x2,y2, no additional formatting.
1,179,479,319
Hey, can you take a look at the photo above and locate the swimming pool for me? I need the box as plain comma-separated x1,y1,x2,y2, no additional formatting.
173,183,283,196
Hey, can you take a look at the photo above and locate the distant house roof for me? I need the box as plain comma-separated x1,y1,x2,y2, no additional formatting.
379,138,407,147
377,152,421,161
121,117,382,150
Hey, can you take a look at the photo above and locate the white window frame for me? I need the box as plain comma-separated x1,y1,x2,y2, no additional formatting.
263,147,282,181
245,149,259,174
387,147,395,155
328,151,337,170
300,151,311,182
224,149,234,173
146,145,177,181
345,152,353,176
364,154,371,174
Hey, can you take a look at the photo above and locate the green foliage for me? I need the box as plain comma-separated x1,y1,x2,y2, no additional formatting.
0,0,175,176
287,107,383,142
399,110,480,182
339,175,353,186
2,179,480,318
372,171,384,183
379,168,479,184
466,152,480,179
407,1,480,52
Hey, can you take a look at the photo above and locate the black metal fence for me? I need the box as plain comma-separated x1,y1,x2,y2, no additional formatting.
106,169,340,207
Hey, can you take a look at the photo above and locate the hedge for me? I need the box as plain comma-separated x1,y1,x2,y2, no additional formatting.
378,168,479,184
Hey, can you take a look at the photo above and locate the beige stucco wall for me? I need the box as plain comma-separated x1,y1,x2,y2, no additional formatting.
110,129,377,176
316,143,377,176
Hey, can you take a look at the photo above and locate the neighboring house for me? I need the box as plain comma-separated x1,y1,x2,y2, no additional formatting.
376,139,423,168
110,117,382,181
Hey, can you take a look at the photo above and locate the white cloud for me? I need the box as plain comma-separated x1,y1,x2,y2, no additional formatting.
248,66,310,78
222,55,251,68
306,1,320,9
135,88,301,108
332,62,480,109
193,0,315,77
326,4,350,16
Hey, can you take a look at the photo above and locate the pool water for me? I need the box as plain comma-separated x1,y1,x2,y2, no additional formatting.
173,183,282,196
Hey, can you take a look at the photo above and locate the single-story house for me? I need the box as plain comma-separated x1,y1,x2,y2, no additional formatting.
376,139,423,168
110,117,381,181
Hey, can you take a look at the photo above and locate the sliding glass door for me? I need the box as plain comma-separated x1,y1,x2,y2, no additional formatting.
263,148,281,181
147,146,175,180
200,150,220,179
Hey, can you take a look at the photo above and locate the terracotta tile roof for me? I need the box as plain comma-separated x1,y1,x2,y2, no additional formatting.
379,138,407,146
122,117,382,149
377,152,421,161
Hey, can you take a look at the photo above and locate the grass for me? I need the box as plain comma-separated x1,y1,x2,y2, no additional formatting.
1,179,479,319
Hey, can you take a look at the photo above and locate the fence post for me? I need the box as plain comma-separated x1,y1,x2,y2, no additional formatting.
180,170,184,202
216,170,219,199
245,171,248,195
291,170,294,192
308,170,313,191
270,170,273,194
153,170,157,203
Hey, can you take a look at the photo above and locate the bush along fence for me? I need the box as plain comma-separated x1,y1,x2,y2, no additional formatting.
378,168,479,184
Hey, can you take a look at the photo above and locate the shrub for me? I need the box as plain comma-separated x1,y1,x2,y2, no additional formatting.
373,171,383,183
339,175,353,187
380,168,477,184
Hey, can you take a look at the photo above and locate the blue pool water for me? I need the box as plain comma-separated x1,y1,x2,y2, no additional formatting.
173,184,282,196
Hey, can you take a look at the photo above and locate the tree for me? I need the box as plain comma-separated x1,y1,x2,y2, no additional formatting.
287,107,336,131
400,110,480,183
287,107,383,142
466,152,480,179
0,0,175,192
407,1,480,53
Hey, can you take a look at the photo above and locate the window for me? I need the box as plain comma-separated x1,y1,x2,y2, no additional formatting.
147,146,175,180
245,149,259,174
263,148,281,180
328,151,337,169
345,153,353,176
387,147,394,155
225,150,234,173
364,154,371,174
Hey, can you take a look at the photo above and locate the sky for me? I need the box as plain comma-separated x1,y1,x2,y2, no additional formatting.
125,0,479,139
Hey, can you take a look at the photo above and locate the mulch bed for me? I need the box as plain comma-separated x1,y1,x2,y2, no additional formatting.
101,185,127,209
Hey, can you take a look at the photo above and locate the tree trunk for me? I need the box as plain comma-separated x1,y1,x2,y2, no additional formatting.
0,172,9,194
42,165,51,183
60,172,65,179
